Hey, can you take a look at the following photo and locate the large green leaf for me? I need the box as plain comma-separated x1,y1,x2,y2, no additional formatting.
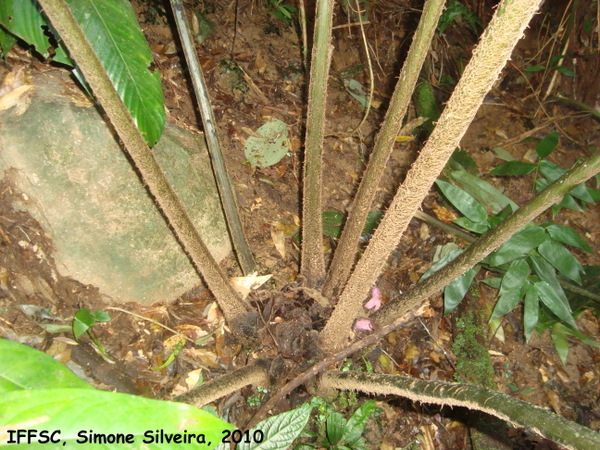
538,240,584,285
0,0,71,64
0,339,92,393
0,388,234,449
487,225,547,266
490,161,536,176
67,0,165,146
0,27,17,58
435,179,487,223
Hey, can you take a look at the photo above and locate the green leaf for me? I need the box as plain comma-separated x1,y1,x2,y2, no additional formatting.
453,217,490,234
322,210,344,238
444,266,479,315
523,283,539,342
67,0,165,146
481,277,502,289
72,308,96,339
523,64,546,73
0,339,92,393
492,147,515,161
554,66,575,77
450,170,518,214
0,0,72,65
0,27,17,58
435,179,487,223
326,412,346,446
535,132,559,159
569,183,596,203
538,160,565,182
343,400,378,445
544,224,592,253
490,161,536,176
488,226,547,266
0,388,233,448
538,240,584,285
421,247,462,281
535,281,577,329
236,403,313,450
550,323,570,365
244,119,290,168
490,260,530,320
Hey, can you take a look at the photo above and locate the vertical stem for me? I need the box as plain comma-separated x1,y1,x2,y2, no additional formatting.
300,0,335,287
323,0,446,299
38,0,252,325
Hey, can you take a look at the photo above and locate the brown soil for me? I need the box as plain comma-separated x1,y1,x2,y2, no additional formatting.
1,0,599,448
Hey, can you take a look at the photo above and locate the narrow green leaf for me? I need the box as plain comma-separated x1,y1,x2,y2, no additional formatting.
72,308,95,339
0,388,233,448
326,412,347,446
0,339,92,393
237,403,313,450
435,179,488,223
343,400,378,445
538,160,565,182
554,66,575,77
492,147,515,161
421,248,462,281
545,224,592,253
488,226,547,266
453,217,489,234
524,64,546,73
538,240,584,285
523,283,539,342
535,132,559,159
569,183,596,203
450,170,518,214
481,277,502,289
68,0,165,146
536,281,577,329
491,260,530,320
444,266,479,315
550,323,570,365
529,254,570,299
490,161,536,176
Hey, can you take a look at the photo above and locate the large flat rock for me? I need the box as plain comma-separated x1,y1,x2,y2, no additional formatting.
0,69,230,304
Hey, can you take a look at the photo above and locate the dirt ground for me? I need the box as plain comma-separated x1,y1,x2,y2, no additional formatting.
1,0,599,448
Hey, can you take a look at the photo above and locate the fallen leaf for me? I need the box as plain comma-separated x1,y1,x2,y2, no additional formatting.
230,272,272,300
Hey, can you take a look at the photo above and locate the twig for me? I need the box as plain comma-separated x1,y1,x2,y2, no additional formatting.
106,306,198,345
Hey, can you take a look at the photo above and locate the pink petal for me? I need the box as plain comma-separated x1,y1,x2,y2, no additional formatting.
354,318,374,331
363,286,382,311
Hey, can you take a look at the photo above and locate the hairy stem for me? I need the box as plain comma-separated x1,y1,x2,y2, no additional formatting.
320,371,600,450
300,0,335,287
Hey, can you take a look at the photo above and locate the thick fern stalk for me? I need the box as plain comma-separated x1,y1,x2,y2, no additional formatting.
321,370,600,450
300,0,335,287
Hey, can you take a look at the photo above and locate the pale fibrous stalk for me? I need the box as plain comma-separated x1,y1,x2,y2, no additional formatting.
320,0,545,351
